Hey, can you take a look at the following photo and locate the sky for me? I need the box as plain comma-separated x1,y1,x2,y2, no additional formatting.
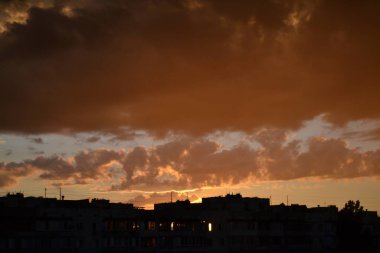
0,0,380,211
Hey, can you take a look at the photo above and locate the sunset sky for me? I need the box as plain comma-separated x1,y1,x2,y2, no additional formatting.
0,0,380,210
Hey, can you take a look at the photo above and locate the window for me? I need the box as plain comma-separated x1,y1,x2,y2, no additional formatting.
147,221,155,230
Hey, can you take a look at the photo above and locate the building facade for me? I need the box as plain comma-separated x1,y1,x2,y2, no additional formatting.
0,193,379,253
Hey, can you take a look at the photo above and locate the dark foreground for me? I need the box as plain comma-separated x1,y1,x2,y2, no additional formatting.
1,193,379,253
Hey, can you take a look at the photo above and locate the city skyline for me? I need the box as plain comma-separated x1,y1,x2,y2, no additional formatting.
1,192,378,252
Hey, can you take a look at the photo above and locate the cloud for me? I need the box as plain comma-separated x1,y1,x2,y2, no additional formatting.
343,127,380,142
0,161,33,187
0,0,379,136
0,149,124,186
113,138,259,190
365,128,380,141
5,149,12,156
30,137,44,144
85,136,100,143
0,0,54,33
3,131,380,189
0,172,17,188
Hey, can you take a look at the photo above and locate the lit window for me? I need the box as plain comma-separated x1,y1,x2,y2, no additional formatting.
171,222,174,231
148,221,155,231
208,222,212,232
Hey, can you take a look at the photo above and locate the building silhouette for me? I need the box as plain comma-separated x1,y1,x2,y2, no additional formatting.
0,193,379,252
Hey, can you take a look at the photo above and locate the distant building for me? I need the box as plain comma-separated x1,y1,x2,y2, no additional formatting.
0,193,378,252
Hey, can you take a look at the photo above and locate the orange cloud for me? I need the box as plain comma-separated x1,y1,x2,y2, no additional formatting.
0,0,379,136
1,132,380,189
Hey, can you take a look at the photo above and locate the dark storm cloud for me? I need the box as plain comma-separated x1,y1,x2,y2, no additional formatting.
0,0,379,136
0,0,53,32
1,133,380,189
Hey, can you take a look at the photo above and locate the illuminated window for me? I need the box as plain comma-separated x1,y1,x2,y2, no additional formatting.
171,222,174,231
147,221,155,231
132,222,140,230
208,222,212,232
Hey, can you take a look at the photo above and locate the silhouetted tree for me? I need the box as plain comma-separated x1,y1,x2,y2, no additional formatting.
337,200,374,253
341,200,364,214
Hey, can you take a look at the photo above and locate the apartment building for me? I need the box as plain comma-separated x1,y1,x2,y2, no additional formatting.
0,193,378,253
